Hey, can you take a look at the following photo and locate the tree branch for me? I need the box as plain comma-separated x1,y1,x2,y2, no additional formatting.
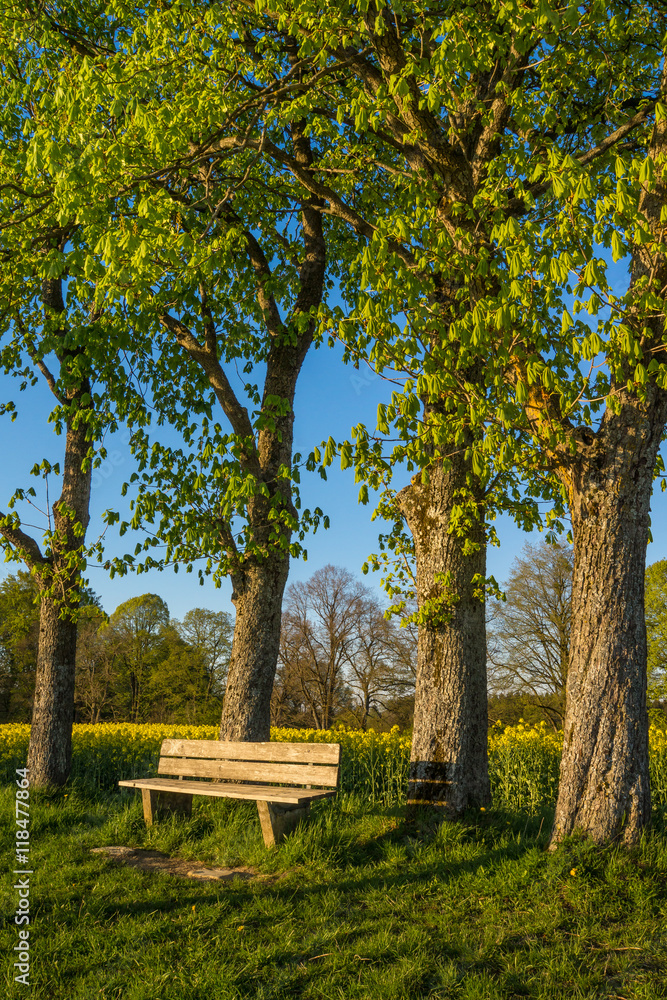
158,312,260,472
0,514,47,568
507,100,659,217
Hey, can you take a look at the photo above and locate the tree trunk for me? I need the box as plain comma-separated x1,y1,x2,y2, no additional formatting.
27,593,78,786
26,327,93,786
548,70,667,846
397,455,490,816
219,553,290,741
551,396,667,846
28,442,91,787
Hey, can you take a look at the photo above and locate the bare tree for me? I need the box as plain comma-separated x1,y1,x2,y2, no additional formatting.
345,598,415,730
275,566,360,729
487,541,572,729
273,565,416,729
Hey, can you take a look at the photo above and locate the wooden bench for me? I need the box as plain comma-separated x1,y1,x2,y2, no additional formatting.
118,738,341,847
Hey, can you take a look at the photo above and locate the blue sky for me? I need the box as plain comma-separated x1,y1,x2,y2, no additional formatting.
2,325,667,622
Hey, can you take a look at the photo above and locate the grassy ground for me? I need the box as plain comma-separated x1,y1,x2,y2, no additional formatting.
2,785,667,999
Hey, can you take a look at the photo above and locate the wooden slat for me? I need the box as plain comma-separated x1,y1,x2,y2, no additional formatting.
157,756,339,787
159,739,340,765
118,777,336,805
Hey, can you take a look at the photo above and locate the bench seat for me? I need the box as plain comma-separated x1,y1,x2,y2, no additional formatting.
118,776,337,806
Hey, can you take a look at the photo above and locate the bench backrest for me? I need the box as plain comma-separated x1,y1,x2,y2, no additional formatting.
157,739,340,788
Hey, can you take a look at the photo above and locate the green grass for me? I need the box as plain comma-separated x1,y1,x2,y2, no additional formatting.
2,786,667,999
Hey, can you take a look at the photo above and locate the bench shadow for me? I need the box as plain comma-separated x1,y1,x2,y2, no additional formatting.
86,800,550,912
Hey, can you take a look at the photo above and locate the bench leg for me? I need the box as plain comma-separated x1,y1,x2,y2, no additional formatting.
141,789,192,826
257,801,311,847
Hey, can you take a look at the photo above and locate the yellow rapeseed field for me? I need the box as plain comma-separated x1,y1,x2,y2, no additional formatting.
1,720,666,813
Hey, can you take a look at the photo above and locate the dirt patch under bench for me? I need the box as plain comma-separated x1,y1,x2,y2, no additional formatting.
91,846,257,882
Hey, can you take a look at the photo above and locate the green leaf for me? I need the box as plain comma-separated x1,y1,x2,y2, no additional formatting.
561,309,573,333
639,158,655,185
611,230,624,262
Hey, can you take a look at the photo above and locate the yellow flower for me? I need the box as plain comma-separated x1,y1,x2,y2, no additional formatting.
570,869,577,877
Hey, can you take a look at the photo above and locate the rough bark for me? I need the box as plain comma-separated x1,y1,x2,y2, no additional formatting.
550,393,667,845
397,455,490,816
27,594,79,786
219,554,291,741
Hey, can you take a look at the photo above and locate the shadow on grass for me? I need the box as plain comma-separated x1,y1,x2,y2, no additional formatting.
81,789,554,908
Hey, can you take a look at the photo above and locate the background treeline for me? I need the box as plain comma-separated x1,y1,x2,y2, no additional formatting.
4,544,667,730
0,563,417,730
0,579,233,725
